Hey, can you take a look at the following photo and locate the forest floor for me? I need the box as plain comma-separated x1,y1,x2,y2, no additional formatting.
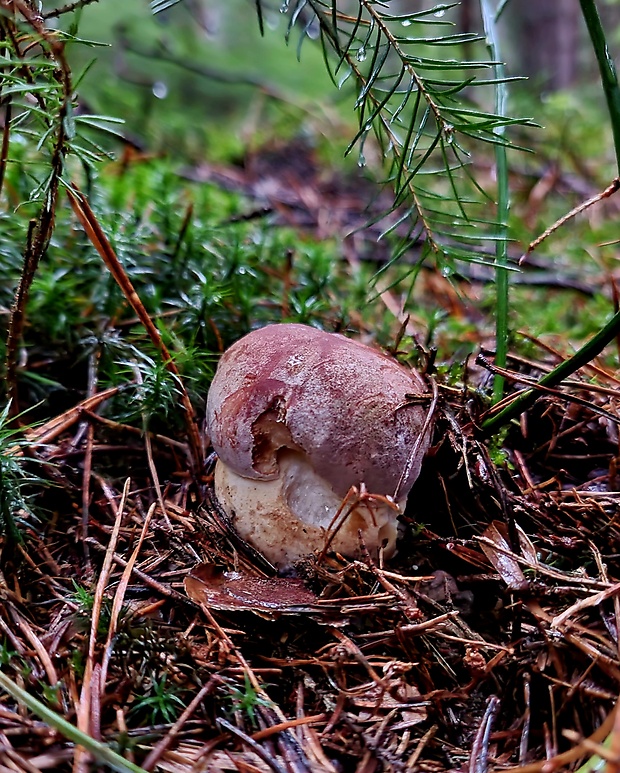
2,141,620,773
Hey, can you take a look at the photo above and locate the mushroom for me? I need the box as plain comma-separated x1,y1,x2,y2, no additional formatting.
206,323,432,568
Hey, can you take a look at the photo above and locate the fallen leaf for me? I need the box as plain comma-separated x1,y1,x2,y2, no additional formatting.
479,521,529,591
185,563,317,619
352,681,427,726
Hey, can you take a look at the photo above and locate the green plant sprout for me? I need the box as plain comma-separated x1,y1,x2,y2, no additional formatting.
0,403,44,543
128,673,187,725
227,673,272,726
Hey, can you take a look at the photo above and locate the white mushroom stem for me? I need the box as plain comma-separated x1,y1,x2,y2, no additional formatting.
214,452,403,568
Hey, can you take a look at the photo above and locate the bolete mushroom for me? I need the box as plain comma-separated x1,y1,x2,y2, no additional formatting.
206,323,432,568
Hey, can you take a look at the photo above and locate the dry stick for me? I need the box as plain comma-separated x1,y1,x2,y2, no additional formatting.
20,387,120,450
216,718,288,773
0,608,25,656
0,732,42,773
528,599,620,683
468,695,499,773
65,184,204,471
8,608,58,689
3,3,72,417
406,725,437,770
83,411,189,453
294,686,336,773
251,715,327,742
521,177,620,263
84,537,191,606
43,0,99,18
551,581,620,629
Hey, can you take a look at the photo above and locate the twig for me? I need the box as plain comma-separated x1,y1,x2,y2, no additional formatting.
216,718,287,773
44,0,100,19
84,537,194,606
8,607,59,690
251,714,327,742
519,177,620,258
469,696,499,773
6,387,120,457
551,581,620,629
522,178,620,261
0,731,42,773
4,3,73,417
141,679,219,772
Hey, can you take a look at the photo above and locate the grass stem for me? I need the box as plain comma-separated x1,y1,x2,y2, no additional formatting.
483,0,620,434
480,0,510,404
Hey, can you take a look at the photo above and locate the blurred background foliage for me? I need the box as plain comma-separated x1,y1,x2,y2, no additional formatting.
64,0,342,159
61,0,620,157
2,0,620,424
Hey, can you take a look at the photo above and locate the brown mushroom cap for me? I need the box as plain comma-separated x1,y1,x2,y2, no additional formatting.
207,323,431,501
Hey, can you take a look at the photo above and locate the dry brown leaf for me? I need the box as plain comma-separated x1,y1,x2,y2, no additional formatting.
479,522,529,591
185,563,317,619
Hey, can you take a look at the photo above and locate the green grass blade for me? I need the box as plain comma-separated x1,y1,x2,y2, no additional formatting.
483,0,620,431
480,0,510,404
579,0,620,172
0,671,150,773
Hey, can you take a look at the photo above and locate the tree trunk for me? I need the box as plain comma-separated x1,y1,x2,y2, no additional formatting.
512,0,581,91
